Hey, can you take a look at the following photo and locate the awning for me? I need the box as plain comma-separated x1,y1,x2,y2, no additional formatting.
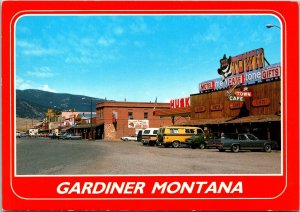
182,114,281,126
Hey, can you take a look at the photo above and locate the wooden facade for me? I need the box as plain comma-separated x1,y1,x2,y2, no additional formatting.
191,80,281,120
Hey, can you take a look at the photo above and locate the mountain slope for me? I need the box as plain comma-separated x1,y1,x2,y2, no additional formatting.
16,89,105,119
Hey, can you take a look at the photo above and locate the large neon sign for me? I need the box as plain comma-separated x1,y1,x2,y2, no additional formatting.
199,48,280,93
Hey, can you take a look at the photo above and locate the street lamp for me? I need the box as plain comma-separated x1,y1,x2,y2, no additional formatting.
265,24,281,29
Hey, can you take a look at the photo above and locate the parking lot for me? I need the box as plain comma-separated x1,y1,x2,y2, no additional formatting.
16,137,281,175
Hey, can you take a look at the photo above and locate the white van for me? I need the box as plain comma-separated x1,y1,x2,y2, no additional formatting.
142,128,159,146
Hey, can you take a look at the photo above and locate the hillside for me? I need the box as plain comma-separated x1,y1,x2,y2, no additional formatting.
16,117,43,132
16,89,105,119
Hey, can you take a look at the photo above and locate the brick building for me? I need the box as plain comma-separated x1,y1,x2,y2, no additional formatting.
95,101,182,140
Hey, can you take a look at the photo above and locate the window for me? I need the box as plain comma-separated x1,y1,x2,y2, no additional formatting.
143,130,151,134
185,129,195,133
239,135,247,140
144,112,148,119
247,134,258,140
170,128,179,134
128,112,133,120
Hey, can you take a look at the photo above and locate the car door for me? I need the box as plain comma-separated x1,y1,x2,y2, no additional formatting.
238,134,250,149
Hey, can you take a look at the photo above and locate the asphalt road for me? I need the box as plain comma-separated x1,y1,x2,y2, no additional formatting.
16,137,281,175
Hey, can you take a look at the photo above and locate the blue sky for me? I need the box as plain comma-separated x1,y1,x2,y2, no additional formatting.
16,14,281,102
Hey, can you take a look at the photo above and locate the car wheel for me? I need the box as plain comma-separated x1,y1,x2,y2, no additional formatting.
264,144,272,152
199,142,206,149
124,138,128,141
172,141,180,148
231,145,239,153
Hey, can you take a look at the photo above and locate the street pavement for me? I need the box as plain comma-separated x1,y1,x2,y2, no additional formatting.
16,137,281,175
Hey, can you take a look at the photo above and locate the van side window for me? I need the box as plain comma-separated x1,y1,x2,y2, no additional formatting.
170,128,179,134
153,130,158,134
185,129,195,133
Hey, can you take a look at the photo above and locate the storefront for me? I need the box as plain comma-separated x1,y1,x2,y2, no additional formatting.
184,48,281,147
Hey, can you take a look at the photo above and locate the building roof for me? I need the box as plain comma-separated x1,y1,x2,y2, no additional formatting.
182,114,281,126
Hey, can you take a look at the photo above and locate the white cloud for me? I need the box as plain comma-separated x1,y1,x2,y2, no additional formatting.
27,67,55,78
16,76,33,90
39,84,55,92
16,76,56,92
17,40,57,56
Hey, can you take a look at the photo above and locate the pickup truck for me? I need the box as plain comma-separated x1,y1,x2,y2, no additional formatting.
215,133,277,153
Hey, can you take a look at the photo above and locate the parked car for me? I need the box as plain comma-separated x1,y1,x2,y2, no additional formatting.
185,132,219,149
16,131,28,138
215,133,277,152
121,135,138,141
142,128,159,146
156,126,204,148
58,133,81,140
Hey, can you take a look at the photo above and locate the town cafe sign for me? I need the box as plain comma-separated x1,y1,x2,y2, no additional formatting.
199,48,281,101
